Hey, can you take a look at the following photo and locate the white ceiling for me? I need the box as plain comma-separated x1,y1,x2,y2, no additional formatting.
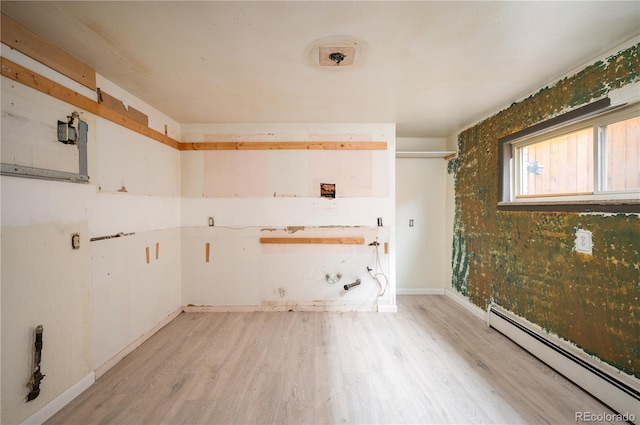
2,1,639,138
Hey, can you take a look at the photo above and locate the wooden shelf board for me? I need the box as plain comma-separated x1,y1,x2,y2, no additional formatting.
1,13,97,90
260,237,365,245
179,141,387,151
1,57,180,150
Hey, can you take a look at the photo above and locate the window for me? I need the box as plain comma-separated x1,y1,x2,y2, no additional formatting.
516,127,595,198
499,99,640,212
600,114,640,192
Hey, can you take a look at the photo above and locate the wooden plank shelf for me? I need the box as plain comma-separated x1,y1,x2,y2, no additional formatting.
179,141,387,151
2,13,97,90
1,57,180,150
260,237,365,245
1,57,385,153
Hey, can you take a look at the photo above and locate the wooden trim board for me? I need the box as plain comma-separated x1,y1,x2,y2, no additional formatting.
1,13,97,90
2,57,97,112
260,237,365,244
98,88,149,126
1,57,180,150
179,141,387,151
1,57,387,153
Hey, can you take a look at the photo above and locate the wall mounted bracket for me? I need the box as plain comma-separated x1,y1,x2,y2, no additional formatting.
26,325,45,402
1,111,89,183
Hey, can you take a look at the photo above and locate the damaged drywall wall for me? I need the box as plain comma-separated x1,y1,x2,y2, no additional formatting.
180,123,396,311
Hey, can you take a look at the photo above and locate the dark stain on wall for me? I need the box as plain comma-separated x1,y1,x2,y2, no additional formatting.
451,44,639,378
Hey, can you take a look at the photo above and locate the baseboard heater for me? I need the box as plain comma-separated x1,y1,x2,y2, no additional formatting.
488,304,639,424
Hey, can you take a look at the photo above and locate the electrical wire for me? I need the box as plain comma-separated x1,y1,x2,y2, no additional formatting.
368,242,389,297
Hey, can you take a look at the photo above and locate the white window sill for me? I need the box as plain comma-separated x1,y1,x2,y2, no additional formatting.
498,198,640,213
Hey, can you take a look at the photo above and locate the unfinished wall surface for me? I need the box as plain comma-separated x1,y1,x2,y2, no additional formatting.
89,102,182,370
1,42,97,422
450,41,640,378
1,45,182,424
1,179,94,425
180,123,396,311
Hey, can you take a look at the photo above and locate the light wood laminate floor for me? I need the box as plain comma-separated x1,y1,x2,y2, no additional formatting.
47,296,625,424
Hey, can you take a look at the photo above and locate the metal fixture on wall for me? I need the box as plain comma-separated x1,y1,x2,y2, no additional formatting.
26,325,45,401
57,111,80,144
1,110,89,183
343,279,361,291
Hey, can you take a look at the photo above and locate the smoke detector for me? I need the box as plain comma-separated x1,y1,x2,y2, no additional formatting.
319,46,355,66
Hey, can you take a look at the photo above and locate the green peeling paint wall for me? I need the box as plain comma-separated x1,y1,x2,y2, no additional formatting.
450,43,640,378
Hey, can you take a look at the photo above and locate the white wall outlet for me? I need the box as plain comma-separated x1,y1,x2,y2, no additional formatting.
71,233,80,250
575,229,593,255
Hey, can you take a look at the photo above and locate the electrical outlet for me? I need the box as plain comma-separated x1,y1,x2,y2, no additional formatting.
71,233,80,250
57,121,68,142
575,229,592,255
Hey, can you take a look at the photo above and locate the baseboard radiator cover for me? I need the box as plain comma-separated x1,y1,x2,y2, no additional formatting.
488,304,639,424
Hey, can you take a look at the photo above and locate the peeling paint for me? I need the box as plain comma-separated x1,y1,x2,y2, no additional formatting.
286,226,305,234
452,44,640,378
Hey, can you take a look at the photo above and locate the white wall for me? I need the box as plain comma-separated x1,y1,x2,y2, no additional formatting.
1,178,94,425
1,45,97,422
1,45,182,424
395,138,448,293
89,77,182,371
180,123,396,311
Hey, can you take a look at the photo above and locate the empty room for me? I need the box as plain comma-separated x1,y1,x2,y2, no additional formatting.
1,2,639,424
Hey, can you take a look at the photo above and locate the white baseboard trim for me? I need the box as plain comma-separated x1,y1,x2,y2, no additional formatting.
377,304,398,313
21,372,95,425
489,304,640,424
397,288,445,295
183,305,261,313
94,307,182,379
444,289,487,321
183,301,379,313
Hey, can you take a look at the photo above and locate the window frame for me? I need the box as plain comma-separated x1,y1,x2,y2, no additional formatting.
498,98,640,213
